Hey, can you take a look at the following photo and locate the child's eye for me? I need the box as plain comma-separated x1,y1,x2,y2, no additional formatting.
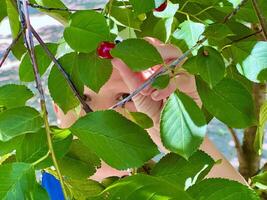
83,94,92,102
117,93,133,102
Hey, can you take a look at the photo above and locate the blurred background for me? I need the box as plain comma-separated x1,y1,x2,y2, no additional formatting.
0,0,266,169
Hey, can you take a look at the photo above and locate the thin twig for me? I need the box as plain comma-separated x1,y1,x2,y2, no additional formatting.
111,0,250,109
28,2,103,12
18,0,68,198
223,0,248,23
30,26,93,113
32,151,50,166
251,0,267,39
227,29,263,45
0,29,24,68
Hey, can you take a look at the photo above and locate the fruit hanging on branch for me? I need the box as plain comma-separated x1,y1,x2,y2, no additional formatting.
154,1,167,12
97,41,116,59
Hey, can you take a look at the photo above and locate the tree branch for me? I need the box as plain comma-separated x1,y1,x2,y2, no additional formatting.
30,26,93,113
28,2,103,12
18,0,68,198
0,29,24,69
251,0,267,39
228,127,242,152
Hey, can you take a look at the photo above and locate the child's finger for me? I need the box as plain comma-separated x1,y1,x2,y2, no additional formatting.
111,58,145,92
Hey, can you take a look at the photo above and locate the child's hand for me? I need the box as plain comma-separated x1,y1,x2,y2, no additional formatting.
111,37,201,152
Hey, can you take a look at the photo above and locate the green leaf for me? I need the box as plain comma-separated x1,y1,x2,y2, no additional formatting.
204,23,234,40
111,38,163,71
196,77,256,128
0,163,36,199
0,84,33,109
64,11,109,53
48,52,84,114
129,111,154,129
5,0,26,59
78,53,112,93
152,74,170,89
16,128,73,169
19,43,58,82
231,41,267,82
0,136,23,156
31,184,49,200
58,140,101,179
183,56,198,75
160,91,207,159
93,174,194,200
258,68,267,82
153,1,179,18
0,106,43,142
108,3,142,30
187,178,260,200
252,171,267,188
196,46,226,88
65,179,104,200
172,20,205,53
0,0,7,23
226,64,253,92
129,0,155,14
35,0,71,25
254,101,267,155
151,150,215,189
70,110,159,170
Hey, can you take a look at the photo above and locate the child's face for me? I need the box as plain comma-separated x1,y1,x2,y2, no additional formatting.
82,67,136,113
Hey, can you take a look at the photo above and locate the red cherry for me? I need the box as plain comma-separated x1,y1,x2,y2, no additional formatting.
154,1,167,12
97,41,116,59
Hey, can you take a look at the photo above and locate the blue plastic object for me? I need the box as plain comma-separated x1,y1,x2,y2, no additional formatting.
41,172,65,200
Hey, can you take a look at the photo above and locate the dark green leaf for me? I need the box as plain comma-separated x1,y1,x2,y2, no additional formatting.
129,0,155,14
187,178,260,200
160,91,207,159
0,106,43,142
5,0,26,59
0,136,23,156
108,3,142,30
151,150,215,189
58,140,101,179
0,84,33,109
78,53,112,93
65,179,104,200
64,11,109,53
152,74,170,89
204,23,234,40
196,46,226,88
254,101,267,155
16,128,73,169
0,0,7,23
48,52,84,114
70,110,159,170
111,38,163,71
196,77,256,128
0,163,36,199
129,111,154,129
19,43,58,82
35,0,71,25
93,174,194,200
